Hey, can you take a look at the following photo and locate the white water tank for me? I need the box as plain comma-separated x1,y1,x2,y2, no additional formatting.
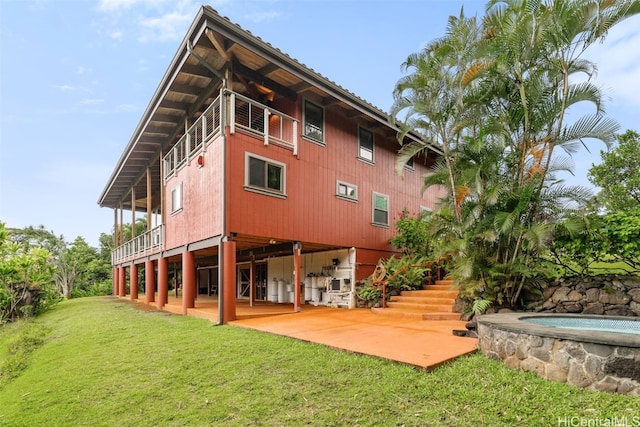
268,278,278,302
304,277,312,302
277,279,286,303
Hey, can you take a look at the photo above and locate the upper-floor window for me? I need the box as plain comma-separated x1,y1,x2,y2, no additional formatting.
405,157,415,170
372,192,389,227
171,182,183,214
303,99,324,144
245,153,286,197
358,127,374,163
336,180,358,202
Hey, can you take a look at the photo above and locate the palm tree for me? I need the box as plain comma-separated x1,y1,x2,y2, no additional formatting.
391,0,640,307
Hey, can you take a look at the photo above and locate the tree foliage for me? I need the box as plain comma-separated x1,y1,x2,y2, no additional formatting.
550,209,640,274
391,0,640,307
588,129,640,212
0,223,59,323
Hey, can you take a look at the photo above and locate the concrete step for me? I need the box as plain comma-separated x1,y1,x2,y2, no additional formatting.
371,307,460,321
391,295,456,305
399,290,458,299
424,284,456,291
387,301,454,312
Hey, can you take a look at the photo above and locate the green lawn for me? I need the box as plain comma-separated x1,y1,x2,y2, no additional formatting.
0,297,637,426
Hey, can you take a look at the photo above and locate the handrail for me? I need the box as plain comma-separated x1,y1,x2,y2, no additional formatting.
371,257,449,308
163,90,299,181
229,91,299,155
163,95,222,179
111,224,164,264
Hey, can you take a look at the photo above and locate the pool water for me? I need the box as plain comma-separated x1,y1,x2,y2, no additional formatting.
522,316,640,335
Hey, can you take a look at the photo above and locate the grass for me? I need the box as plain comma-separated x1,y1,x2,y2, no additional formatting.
0,297,638,426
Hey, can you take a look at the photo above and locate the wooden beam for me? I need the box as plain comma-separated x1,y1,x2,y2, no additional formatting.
206,28,231,62
147,167,152,233
233,60,297,102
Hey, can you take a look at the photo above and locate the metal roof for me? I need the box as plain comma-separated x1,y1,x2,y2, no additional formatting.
98,5,432,211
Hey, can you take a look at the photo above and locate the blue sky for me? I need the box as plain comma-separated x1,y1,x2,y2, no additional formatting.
1,0,639,247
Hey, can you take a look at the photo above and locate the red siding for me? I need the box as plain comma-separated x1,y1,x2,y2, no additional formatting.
164,138,224,250
225,104,444,251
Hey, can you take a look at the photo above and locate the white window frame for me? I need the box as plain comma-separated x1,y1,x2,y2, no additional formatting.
244,152,287,198
336,180,358,202
372,192,389,227
405,156,415,170
171,182,183,214
303,99,324,145
358,126,374,164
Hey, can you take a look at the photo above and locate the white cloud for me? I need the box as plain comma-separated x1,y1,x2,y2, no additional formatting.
80,98,105,105
97,0,146,12
585,17,640,108
243,10,283,24
54,84,75,91
109,30,124,40
77,66,87,75
137,9,193,43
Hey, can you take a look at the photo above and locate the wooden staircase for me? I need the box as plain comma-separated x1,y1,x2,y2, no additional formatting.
371,279,460,320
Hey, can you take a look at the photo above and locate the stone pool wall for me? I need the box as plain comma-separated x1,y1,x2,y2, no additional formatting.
477,315,640,395
524,275,640,317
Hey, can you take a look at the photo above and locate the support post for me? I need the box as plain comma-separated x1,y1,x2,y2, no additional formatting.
222,240,236,323
113,267,118,295
145,260,155,304
182,250,196,315
130,263,138,300
249,253,256,307
293,242,301,312
157,257,168,309
118,267,126,297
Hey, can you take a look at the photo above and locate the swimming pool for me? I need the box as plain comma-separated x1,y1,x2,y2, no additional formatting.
521,316,640,335
477,313,640,394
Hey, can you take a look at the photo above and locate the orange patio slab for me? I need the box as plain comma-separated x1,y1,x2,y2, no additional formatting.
124,294,479,370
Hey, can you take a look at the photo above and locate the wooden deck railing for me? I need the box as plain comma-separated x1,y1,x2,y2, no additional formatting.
112,225,164,264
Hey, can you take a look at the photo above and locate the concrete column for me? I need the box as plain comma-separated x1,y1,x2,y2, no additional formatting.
249,254,256,307
145,260,155,304
157,257,168,309
182,250,196,315
222,240,237,323
293,243,301,312
118,267,126,297
130,263,138,300
113,267,118,295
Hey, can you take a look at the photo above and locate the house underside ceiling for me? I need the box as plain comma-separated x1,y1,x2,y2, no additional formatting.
98,6,431,214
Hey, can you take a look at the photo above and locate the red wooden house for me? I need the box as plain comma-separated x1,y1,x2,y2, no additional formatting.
98,6,443,323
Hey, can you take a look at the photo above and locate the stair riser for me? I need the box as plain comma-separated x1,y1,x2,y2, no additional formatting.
391,296,456,305
402,290,458,298
387,302,454,312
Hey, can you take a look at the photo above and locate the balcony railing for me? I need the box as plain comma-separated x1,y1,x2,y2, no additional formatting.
229,91,298,155
163,90,298,180
163,95,223,179
113,91,300,264
112,224,164,264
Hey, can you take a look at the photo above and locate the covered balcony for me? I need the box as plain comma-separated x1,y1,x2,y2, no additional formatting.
111,90,299,264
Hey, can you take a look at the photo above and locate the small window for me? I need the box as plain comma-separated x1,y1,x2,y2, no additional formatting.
372,192,389,227
358,127,374,163
303,100,324,144
171,183,183,214
336,180,358,202
245,153,286,196
405,157,415,170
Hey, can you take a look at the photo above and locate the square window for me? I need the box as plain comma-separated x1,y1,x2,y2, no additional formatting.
358,127,374,162
245,153,286,196
303,100,324,144
372,192,389,226
336,180,358,201
171,183,182,214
